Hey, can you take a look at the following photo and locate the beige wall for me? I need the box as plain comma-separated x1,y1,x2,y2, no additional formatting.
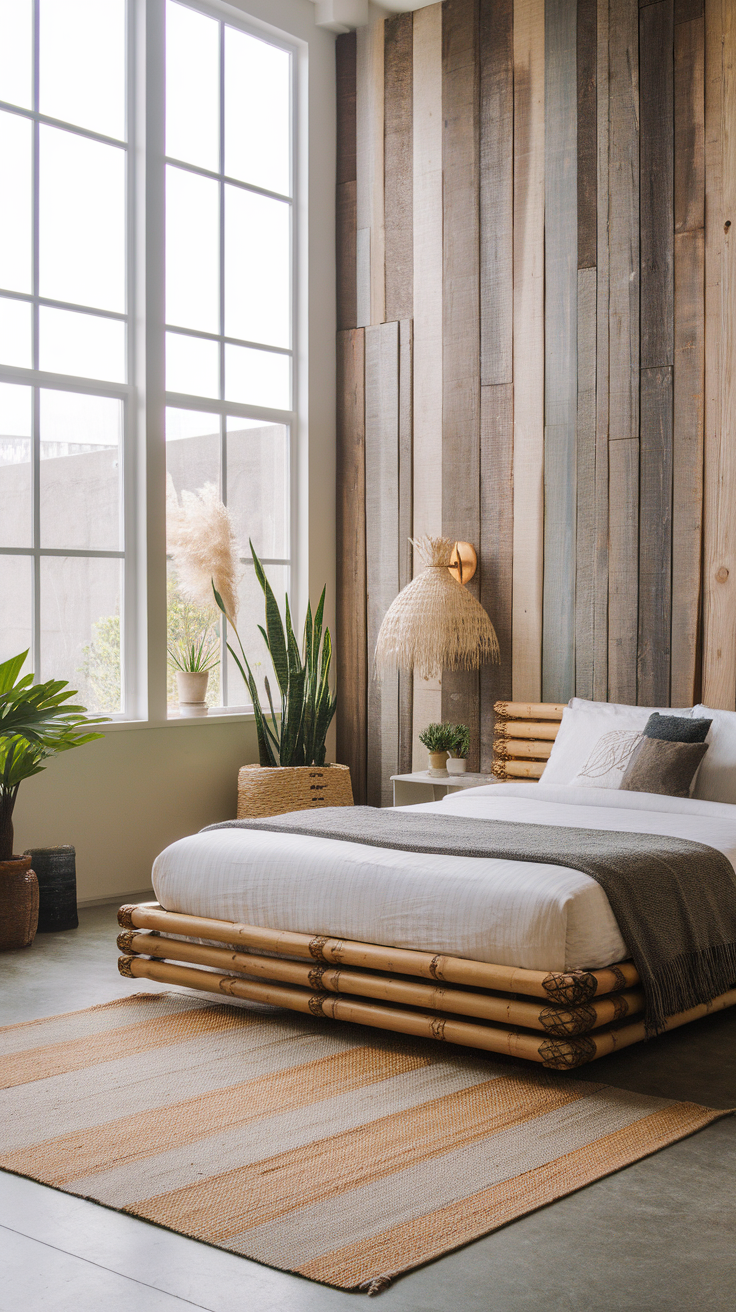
11,0,337,903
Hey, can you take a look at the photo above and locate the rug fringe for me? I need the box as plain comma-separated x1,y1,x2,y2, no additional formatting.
359,1274,394,1295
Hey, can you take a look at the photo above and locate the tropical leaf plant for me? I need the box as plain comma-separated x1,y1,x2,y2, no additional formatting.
0,651,106,861
213,543,337,767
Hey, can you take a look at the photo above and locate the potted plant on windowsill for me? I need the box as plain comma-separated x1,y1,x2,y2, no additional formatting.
213,543,353,817
447,723,470,775
168,629,220,717
0,651,105,950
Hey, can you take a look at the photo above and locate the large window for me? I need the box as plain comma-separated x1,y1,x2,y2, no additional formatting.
0,0,296,719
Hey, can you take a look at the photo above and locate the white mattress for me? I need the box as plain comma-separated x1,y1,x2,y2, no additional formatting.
151,783,736,973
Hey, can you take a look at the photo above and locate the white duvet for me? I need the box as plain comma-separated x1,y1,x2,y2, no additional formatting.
151,783,736,973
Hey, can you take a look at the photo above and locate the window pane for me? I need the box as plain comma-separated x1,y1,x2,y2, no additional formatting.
40,306,126,383
0,111,32,294
226,563,289,708
166,165,219,333
0,297,32,368
225,344,290,410
166,332,219,398
166,0,219,173
40,390,122,550
0,556,32,666
41,555,122,713
225,187,290,349
226,418,288,560
39,0,126,141
0,382,32,547
0,0,33,111
40,126,126,313
225,28,290,197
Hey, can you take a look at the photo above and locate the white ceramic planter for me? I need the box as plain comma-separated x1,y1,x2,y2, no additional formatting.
177,670,209,716
446,757,467,775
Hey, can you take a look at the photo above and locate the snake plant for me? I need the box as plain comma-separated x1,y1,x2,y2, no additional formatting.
213,543,337,767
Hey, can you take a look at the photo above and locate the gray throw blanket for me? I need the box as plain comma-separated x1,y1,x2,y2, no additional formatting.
204,807,736,1035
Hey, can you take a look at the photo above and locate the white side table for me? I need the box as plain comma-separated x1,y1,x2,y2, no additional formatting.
391,771,497,806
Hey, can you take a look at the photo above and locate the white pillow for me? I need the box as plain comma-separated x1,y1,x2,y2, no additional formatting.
691,705,736,803
541,701,693,789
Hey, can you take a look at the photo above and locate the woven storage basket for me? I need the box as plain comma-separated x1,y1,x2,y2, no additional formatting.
236,764,354,819
0,856,39,951
24,845,78,932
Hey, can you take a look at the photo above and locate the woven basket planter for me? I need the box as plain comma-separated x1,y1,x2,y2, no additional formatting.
0,856,39,951
236,764,354,819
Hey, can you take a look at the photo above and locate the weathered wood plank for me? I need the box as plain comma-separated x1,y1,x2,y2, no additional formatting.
480,383,513,771
365,322,400,806
543,0,578,703
441,0,481,771
480,0,513,386
703,0,736,708
575,266,597,699
607,0,640,703
593,0,609,701
675,14,705,231
336,31,357,186
384,14,413,323
398,319,414,774
336,181,357,331
640,1,674,370
411,2,443,762
638,366,674,703
675,0,703,22
336,32,357,332
512,0,545,702
577,0,597,270
672,229,705,703
336,329,367,803
356,19,385,328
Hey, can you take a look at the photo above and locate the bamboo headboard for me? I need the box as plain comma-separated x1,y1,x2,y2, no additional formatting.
492,701,566,780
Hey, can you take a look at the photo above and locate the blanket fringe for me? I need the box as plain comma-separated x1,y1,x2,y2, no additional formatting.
359,1274,394,1295
645,943,736,1036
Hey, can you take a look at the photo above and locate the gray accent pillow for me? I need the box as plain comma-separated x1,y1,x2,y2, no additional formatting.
644,712,712,743
620,738,708,798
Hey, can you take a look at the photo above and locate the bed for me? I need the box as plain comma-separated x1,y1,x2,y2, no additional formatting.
118,702,736,1070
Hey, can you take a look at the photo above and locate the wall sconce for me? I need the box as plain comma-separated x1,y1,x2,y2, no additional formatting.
374,536,499,680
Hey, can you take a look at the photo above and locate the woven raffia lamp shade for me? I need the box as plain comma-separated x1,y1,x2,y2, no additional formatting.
374,536,500,680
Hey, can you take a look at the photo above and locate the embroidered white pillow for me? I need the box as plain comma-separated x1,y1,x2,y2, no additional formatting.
541,701,693,788
691,705,736,804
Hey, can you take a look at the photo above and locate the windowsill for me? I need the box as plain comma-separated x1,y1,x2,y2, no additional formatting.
99,708,256,732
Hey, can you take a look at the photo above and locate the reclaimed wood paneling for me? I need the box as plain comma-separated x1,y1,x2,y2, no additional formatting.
512,0,545,702
703,0,736,708
398,319,414,774
577,0,597,270
671,9,705,704
638,366,674,702
336,33,357,331
365,322,400,806
575,266,597,700
544,0,578,703
441,0,481,771
593,0,609,702
336,329,367,802
607,0,640,703
480,0,514,386
384,14,413,323
356,19,385,328
411,2,443,761
480,383,513,771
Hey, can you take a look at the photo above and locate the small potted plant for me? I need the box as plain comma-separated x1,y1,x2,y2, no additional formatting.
418,722,456,776
447,723,470,774
0,651,104,950
168,628,220,716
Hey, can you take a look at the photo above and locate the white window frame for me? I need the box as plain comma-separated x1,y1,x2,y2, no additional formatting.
0,0,302,727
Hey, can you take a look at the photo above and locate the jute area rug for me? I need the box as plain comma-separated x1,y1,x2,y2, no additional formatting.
0,992,726,1294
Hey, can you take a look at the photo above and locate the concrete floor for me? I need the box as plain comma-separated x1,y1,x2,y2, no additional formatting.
0,905,734,1312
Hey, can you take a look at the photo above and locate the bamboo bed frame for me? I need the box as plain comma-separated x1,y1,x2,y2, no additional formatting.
116,701,736,1070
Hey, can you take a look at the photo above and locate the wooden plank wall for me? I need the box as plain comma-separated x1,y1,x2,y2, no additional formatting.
335,0,734,801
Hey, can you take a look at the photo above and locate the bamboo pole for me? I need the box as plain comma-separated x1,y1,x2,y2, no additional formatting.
493,701,566,720
493,759,547,779
119,930,644,1036
493,739,554,760
117,904,639,1001
118,953,736,1070
495,720,561,740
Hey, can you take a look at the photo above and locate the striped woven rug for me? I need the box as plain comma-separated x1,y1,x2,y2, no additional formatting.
0,992,725,1293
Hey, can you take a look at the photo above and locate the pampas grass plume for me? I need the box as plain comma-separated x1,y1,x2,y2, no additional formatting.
166,477,240,624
